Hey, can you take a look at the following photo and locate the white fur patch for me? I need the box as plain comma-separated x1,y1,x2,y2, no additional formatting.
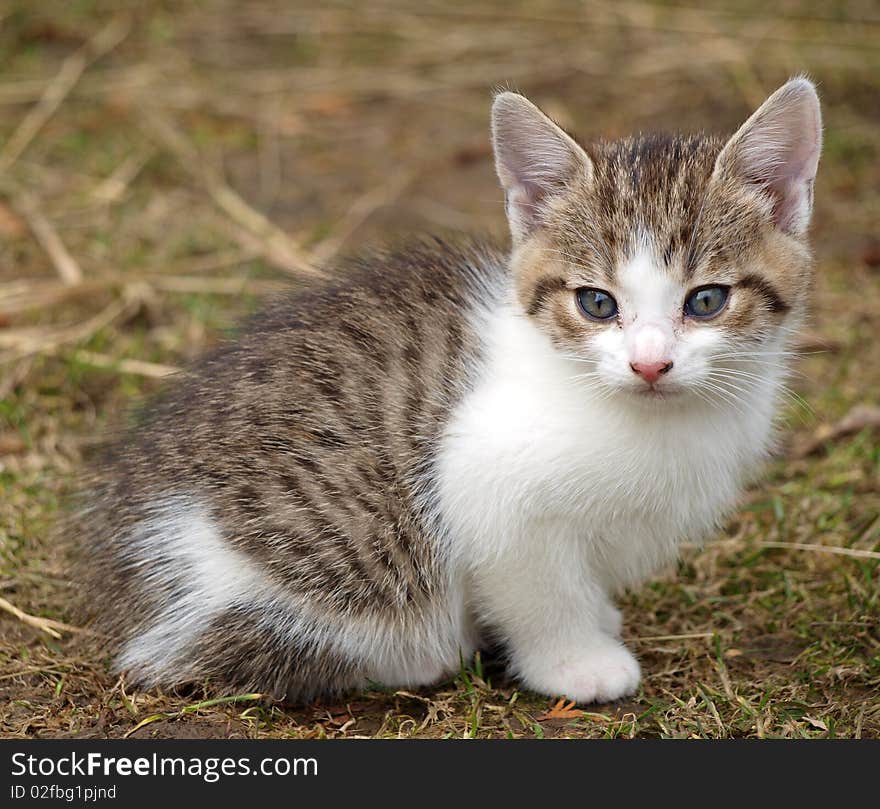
118,499,266,681
618,247,681,327
119,497,476,690
436,298,782,699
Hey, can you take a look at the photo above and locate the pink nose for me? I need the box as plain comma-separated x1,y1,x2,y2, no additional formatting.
630,360,673,384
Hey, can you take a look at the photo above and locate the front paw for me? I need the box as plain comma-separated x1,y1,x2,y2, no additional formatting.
515,639,641,704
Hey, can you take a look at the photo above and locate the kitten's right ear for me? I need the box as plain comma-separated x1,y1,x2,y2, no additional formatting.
491,92,593,244
714,77,822,237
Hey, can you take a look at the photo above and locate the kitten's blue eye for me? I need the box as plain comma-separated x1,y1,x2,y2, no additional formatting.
684,285,729,319
576,288,618,321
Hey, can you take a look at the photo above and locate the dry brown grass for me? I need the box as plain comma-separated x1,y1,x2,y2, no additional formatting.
0,0,878,739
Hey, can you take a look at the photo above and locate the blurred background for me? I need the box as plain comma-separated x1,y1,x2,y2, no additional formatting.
0,1,878,739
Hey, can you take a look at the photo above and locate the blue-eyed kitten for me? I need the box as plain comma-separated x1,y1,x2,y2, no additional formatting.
76,78,821,703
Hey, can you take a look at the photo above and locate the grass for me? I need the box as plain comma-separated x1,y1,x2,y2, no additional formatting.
0,0,878,739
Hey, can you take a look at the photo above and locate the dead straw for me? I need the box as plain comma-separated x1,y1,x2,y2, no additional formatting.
758,542,880,561
12,188,83,285
0,16,131,174
139,107,320,279
0,596,83,640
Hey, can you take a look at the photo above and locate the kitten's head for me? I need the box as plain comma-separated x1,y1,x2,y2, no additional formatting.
491,79,821,404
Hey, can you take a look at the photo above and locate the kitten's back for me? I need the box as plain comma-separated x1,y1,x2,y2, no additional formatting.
76,239,505,698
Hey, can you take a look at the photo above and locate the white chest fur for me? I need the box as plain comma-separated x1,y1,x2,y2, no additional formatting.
437,304,779,591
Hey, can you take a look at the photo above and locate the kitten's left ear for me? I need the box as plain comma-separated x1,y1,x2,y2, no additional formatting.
492,92,593,244
714,77,822,236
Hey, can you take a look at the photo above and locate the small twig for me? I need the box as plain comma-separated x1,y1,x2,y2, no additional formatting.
91,147,155,203
225,223,312,280
0,16,131,174
0,596,81,639
857,515,880,545
124,693,265,738
0,356,34,399
139,106,319,279
0,666,73,682
0,63,154,107
71,351,180,379
257,97,283,208
143,274,287,296
0,271,282,318
0,293,139,363
309,169,416,266
628,632,715,643
789,405,880,459
169,247,260,275
0,278,116,316
758,542,880,561
12,188,83,285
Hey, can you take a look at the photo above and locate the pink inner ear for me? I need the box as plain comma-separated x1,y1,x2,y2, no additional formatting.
767,135,819,233
491,92,592,240
496,128,581,235
722,79,822,236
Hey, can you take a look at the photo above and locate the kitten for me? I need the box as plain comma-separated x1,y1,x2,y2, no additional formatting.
76,77,821,704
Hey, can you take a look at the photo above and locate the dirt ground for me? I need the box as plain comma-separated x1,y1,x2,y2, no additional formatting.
0,1,878,739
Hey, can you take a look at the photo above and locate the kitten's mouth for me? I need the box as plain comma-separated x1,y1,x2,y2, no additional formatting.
633,385,677,399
